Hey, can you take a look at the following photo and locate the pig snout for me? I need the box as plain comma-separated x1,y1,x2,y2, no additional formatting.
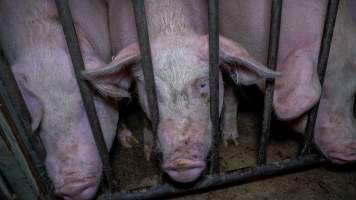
163,159,206,183
158,117,210,182
54,177,98,200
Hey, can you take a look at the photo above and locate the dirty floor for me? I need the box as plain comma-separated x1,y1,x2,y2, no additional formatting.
110,99,356,200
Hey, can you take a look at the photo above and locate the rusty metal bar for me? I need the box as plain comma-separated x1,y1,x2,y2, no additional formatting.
54,0,115,190
132,0,159,136
208,0,220,174
257,0,283,165
98,154,327,200
301,0,340,155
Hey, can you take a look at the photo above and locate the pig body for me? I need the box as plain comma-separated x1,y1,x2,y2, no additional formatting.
220,0,356,163
106,0,213,183
0,0,117,199
85,0,277,183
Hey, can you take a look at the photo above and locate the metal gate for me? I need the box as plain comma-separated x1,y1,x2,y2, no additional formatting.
0,0,340,199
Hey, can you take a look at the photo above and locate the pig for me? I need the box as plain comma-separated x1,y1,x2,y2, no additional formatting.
82,0,278,183
220,0,356,163
0,0,118,199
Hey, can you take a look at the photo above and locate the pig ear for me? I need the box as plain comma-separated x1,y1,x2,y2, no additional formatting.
219,36,280,85
16,76,44,131
81,44,139,99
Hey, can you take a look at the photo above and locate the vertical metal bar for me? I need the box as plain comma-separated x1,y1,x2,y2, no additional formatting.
257,0,283,165
0,172,14,200
0,52,32,129
208,0,220,174
301,0,340,155
54,0,115,190
132,0,159,139
0,126,38,200
353,94,356,118
0,54,55,199
0,52,46,161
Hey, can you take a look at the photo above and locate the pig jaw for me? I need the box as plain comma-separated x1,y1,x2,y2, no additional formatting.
315,113,356,164
314,94,356,164
53,177,99,200
158,117,211,183
46,149,101,200
43,128,102,200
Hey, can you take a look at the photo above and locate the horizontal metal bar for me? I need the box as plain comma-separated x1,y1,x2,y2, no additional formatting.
301,0,340,155
258,0,283,165
132,0,159,133
208,0,220,174
98,154,327,200
54,0,115,190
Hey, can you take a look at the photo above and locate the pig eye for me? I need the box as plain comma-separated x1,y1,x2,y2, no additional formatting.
193,78,209,97
200,82,208,89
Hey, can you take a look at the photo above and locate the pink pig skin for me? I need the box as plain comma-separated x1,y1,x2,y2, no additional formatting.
0,0,118,199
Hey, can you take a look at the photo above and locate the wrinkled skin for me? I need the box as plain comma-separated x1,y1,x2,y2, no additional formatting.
220,0,356,163
0,0,118,199
84,0,278,183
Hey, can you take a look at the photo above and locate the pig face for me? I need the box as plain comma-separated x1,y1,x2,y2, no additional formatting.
137,36,217,183
82,35,278,182
15,71,117,199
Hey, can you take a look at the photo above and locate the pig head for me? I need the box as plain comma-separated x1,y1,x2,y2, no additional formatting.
0,0,117,199
83,0,277,182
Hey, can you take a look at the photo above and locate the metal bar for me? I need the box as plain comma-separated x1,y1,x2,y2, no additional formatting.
0,126,38,200
353,94,356,118
301,0,340,155
0,172,14,200
132,0,159,135
0,52,32,129
54,0,115,189
0,52,46,161
98,154,327,200
257,0,283,165
208,0,220,174
0,53,55,199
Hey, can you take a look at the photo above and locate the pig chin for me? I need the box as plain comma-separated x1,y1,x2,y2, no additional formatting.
44,134,103,200
53,176,99,200
162,158,207,183
158,118,211,183
46,157,101,200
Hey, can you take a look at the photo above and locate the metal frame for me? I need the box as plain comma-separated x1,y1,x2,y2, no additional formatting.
54,0,116,192
0,53,55,199
0,0,341,199
258,0,283,165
